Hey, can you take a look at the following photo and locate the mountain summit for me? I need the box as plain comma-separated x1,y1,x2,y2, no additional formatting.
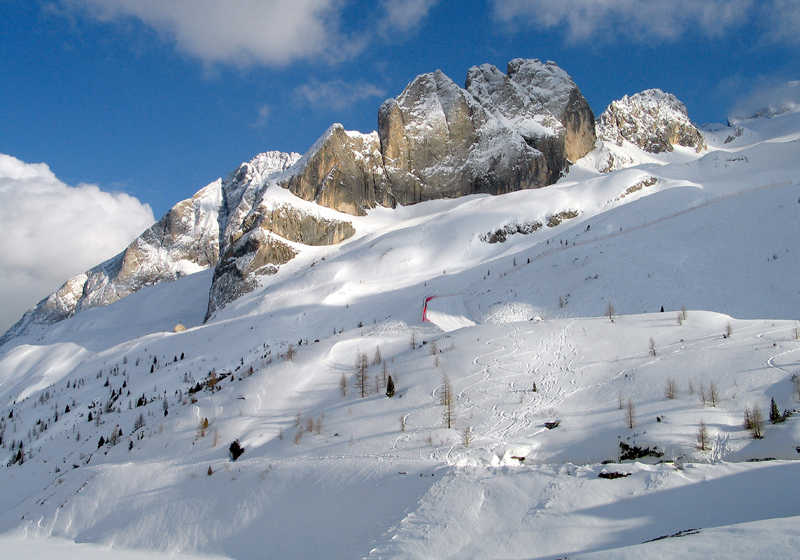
2,60,709,343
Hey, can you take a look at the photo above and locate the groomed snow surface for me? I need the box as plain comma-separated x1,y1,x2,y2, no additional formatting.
1,111,800,558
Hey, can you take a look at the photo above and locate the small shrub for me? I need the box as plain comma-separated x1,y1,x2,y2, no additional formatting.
386,375,395,398
709,382,719,407
598,471,631,479
462,426,472,447
625,399,635,429
750,406,764,439
664,378,677,400
619,442,663,461
697,420,708,451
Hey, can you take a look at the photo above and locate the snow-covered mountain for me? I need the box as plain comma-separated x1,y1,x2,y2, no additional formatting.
1,60,800,559
590,88,707,172
4,58,600,340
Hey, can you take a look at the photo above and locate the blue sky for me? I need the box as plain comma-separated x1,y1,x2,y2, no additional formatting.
2,0,798,217
0,0,798,332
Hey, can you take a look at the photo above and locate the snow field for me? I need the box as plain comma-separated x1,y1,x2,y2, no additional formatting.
1,110,800,558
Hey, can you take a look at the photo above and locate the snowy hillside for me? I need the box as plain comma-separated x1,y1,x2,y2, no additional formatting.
0,107,799,558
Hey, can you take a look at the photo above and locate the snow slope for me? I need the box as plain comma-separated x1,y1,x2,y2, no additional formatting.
0,110,799,559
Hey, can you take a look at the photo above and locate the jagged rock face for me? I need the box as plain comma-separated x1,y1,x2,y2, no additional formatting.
279,59,596,215
3,58,603,340
221,151,302,248
257,204,355,246
282,125,392,215
208,148,357,318
597,89,706,153
207,229,296,317
377,59,595,206
207,200,355,317
379,70,487,203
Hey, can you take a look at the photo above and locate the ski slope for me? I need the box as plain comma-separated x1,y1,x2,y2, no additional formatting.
0,110,799,558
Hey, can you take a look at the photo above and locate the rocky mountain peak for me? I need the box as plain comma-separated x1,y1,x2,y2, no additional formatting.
3,58,602,340
597,88,706,153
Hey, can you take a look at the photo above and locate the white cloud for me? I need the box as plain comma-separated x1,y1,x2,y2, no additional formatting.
294,80,386,110
378,0,439,34
491,0,756,43
59,0,441,68
730,79,800,119
62,0,352,67
0,154,154,333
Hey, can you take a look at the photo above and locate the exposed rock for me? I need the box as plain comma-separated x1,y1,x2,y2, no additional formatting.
206,229,296,317
379,69,489,203
376,59,596,206
597,89,706,154
546,209,580,227
257,204,354,246
4,58,605,341
617,176,658,200
284,59,596,214
220,151,302,250
281,125,392,216
481,221,543,244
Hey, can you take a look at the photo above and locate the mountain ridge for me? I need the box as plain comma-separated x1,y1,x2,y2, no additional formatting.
1,59,707,346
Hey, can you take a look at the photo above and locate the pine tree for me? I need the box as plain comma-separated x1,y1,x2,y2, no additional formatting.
386,375,395,398
97,436,105,448
356,352,368,398
441,374,454,429
769,397,783,424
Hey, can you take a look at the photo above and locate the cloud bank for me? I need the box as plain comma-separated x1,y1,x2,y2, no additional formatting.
64,0,350,67
62,0,440,68
491,0,799,44
731,79,800,119
0,154,154,333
